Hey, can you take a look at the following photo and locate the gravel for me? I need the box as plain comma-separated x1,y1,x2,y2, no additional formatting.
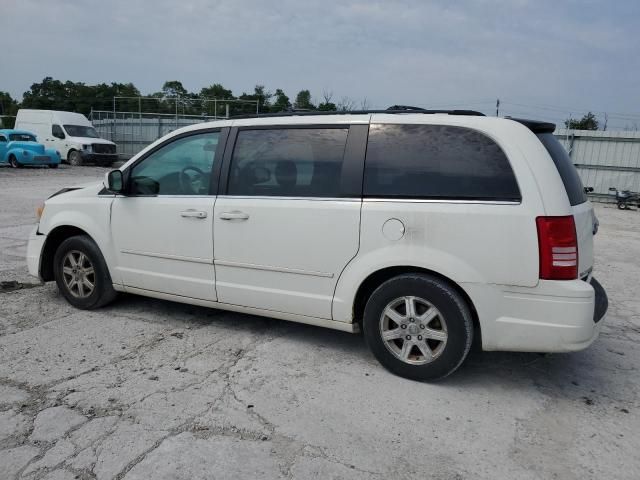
1,163,639,479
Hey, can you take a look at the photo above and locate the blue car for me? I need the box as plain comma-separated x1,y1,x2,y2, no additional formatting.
0,129,61,168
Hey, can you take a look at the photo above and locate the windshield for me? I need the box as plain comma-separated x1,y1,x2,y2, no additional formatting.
63,125,99,138
9,133,36,142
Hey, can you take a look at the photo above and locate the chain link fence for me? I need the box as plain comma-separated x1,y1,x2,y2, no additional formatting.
89,110,223,159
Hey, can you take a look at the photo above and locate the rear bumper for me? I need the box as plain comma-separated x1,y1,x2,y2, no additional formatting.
27,227,46,281
464,277,608,353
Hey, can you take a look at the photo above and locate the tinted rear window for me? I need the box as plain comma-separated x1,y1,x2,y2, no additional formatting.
364,124,521,201
537,133,586,206
227,128,348,197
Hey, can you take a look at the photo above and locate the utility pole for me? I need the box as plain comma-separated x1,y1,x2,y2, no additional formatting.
496,98,500,117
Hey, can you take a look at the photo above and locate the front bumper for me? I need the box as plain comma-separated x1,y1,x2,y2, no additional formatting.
80,152,118,165
26,227,46,281
464,276,608,353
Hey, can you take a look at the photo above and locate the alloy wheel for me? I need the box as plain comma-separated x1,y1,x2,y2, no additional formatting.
62,250,95,298
379,296,448,365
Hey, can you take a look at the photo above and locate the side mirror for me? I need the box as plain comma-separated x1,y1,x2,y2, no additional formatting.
105,170,124,194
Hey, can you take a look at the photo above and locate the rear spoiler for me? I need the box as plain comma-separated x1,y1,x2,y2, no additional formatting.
506,117,556,134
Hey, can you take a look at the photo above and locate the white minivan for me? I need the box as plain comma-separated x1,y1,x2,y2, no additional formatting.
26,108,608,380
15,109,117,166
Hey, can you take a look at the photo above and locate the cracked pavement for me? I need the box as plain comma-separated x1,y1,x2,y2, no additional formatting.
1,165,639,479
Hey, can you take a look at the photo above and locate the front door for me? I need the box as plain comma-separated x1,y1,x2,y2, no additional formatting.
213,126,363,319
48,124,68,157
111,130,223,301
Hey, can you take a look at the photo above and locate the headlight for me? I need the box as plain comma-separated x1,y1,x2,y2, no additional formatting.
36,202,45,221
82,144,92,152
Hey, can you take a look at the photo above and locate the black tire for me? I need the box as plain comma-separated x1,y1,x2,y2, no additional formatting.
363,274,473,381
9,155,22,168
53,235,117,309
617,201,626,210
48,164,59,169
68,150,83,166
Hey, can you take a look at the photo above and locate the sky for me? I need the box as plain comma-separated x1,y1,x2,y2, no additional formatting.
2,0,639,129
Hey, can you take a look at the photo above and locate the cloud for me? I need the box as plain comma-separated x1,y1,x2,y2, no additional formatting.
1,0,638,127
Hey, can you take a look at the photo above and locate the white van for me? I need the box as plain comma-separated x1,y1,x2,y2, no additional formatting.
15,109,117,166
26,108,608,380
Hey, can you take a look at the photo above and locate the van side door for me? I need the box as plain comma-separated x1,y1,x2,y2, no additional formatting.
213,123,367,319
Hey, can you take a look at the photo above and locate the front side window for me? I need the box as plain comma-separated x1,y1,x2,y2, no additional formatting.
364,124,521,201
52,124,65,139
227,128,349,197
63,125,99,138
130,132,219,195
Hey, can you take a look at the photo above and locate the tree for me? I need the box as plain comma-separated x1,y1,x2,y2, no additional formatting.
20,77,143,115
0,91,19,128
199,83,233,99
317,89,336,111
294,89,315,110
271,89,291,112
336,96,355,112
236,85,272,115
565,112,599,130
161,80,188,98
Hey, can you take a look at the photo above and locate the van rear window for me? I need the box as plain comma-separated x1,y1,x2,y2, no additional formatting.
537,134,586,206
364,124,521,201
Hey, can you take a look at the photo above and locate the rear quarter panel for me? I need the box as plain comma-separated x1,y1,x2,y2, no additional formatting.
332,116,548,323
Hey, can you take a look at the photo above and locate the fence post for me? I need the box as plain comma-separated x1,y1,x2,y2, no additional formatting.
111,98,116,142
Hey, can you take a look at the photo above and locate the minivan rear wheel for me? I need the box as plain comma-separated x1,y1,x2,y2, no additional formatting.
53,235,117,309
363,274,473,381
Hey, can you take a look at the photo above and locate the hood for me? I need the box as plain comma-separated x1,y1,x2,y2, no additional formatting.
9,141,44,153
47,181,104,201
68,136,115,146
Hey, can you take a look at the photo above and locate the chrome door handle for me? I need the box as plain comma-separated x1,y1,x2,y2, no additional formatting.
180,209,207,219
219,211,249,221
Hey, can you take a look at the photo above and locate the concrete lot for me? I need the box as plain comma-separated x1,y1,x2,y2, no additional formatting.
0,164,638,480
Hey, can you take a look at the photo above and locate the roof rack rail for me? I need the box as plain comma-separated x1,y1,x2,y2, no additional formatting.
231,107,485,120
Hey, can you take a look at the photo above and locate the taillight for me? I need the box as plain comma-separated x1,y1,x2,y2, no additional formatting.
536,216,578,280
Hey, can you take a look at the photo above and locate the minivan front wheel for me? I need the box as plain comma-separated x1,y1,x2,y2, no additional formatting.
363,274,473,381
53,235,116,309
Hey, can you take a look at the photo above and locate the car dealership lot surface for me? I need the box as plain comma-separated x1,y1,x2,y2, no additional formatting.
0,165,638,480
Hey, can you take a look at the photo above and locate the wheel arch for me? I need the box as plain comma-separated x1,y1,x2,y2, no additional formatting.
40,225,94,281
66,148,78,163
351,266,481,343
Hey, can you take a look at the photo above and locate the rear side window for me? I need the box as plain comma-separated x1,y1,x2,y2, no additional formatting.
537,133,586,206
364,124,521,201
227,128,348,197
